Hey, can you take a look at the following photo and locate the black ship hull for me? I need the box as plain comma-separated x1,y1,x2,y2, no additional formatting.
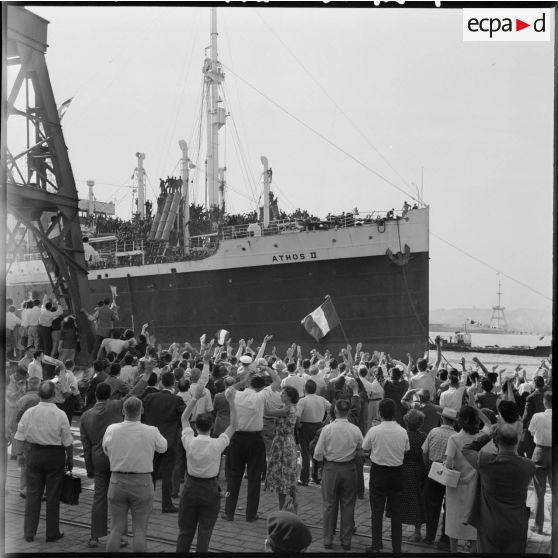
74,251,429,359
8,210,430,359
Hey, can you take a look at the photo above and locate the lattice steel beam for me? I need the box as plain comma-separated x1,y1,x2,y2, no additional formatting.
4,6,95,362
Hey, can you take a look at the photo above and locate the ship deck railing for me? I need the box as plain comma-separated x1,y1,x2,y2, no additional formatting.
220,209,406,240
9,208,412,269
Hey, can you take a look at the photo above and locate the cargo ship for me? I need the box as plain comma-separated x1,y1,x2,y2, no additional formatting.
6,9,429,358
428,332,551,358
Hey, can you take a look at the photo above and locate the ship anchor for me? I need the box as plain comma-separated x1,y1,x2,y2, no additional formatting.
386,244,412,266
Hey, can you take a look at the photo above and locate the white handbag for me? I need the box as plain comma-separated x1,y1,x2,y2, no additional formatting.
428,461,461,488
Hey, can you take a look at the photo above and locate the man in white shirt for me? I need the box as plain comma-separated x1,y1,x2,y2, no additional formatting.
14,381,74,543
119,354,138,386
409,357,437,401
529,391,552,534
176,383,237,552
27,351,63,381
439,374,468,412
281,362,306,398
102,396,167,552
26,300,42,349
6,305,21,358
222,365,281,522
296,379,330,486
37,302,63,355
182,367,213,423
362,398,410,553
313,396,363,551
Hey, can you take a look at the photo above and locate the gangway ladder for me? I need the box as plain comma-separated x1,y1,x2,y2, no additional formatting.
155,192,181,241
161,193,182,241
147,193,173,240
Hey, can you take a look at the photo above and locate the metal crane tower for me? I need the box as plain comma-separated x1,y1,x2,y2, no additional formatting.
3,6,94,360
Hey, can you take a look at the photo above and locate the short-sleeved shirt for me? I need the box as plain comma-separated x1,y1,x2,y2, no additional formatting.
14,401,73,447
103,420,167,473
362,420,410,467
421,424,455,463
313,418,363,463
440,386,467,412
226,385,274,431
182,427,229,477
296,393,331,423
282,374,306,397
529,409,552,447
182,386,213,420
409,370,437,400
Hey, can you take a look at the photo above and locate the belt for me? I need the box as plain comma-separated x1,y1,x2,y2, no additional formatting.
187,474,218,481
30,443,63,449
235,430,262,435
370,398,382,402
535,444,551,449
113,471,147,474
324,458,355,465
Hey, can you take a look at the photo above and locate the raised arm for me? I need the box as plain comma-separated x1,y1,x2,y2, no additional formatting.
255,334,273,360
181,382,204,429
472,356,489,376
223,392,238,439
434,337,442,370
235,339,246,360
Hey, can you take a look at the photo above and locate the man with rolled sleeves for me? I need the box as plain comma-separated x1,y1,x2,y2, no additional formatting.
313,396,363,551
222,358,281,522
529,390,552,535
14,380,74,543
362,397,410,554
176,372,237,552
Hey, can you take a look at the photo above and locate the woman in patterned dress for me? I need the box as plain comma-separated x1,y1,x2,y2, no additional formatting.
264,386,300,511
386,408,427,541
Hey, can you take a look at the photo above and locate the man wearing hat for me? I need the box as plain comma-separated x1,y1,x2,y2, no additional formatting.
420,406,458,547
265,511,312,553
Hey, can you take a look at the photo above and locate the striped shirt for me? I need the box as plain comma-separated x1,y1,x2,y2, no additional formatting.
421,424,455,463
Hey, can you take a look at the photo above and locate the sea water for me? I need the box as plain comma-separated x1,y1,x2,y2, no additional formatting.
428,331,552,380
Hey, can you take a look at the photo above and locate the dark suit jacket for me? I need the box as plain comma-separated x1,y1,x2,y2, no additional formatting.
85,371,108,410
139,386,159,400
522,389,546,430
463,435,536,540
80,400,123,475
142,390,185,447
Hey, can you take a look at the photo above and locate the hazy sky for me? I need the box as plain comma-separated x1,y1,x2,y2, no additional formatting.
14,5,554,311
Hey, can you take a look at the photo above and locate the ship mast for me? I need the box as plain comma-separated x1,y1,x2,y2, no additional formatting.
179,139,190,254
489,273,508,330
204,7,226,217
134,152,146,218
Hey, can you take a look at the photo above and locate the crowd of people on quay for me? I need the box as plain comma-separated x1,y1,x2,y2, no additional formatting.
5,297,552,553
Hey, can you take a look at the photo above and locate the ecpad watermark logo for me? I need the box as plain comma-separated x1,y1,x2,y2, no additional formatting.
463,9,551,42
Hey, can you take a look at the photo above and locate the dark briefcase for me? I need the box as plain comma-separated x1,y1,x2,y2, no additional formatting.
60,472,81,505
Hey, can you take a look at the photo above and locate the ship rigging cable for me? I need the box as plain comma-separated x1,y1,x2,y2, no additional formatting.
222,63,418,203
221,85,260,208
224,67,550,304
255,9,417,200
430,233,551,302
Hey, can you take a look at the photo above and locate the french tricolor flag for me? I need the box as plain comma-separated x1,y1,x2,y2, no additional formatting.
301,296,340,342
